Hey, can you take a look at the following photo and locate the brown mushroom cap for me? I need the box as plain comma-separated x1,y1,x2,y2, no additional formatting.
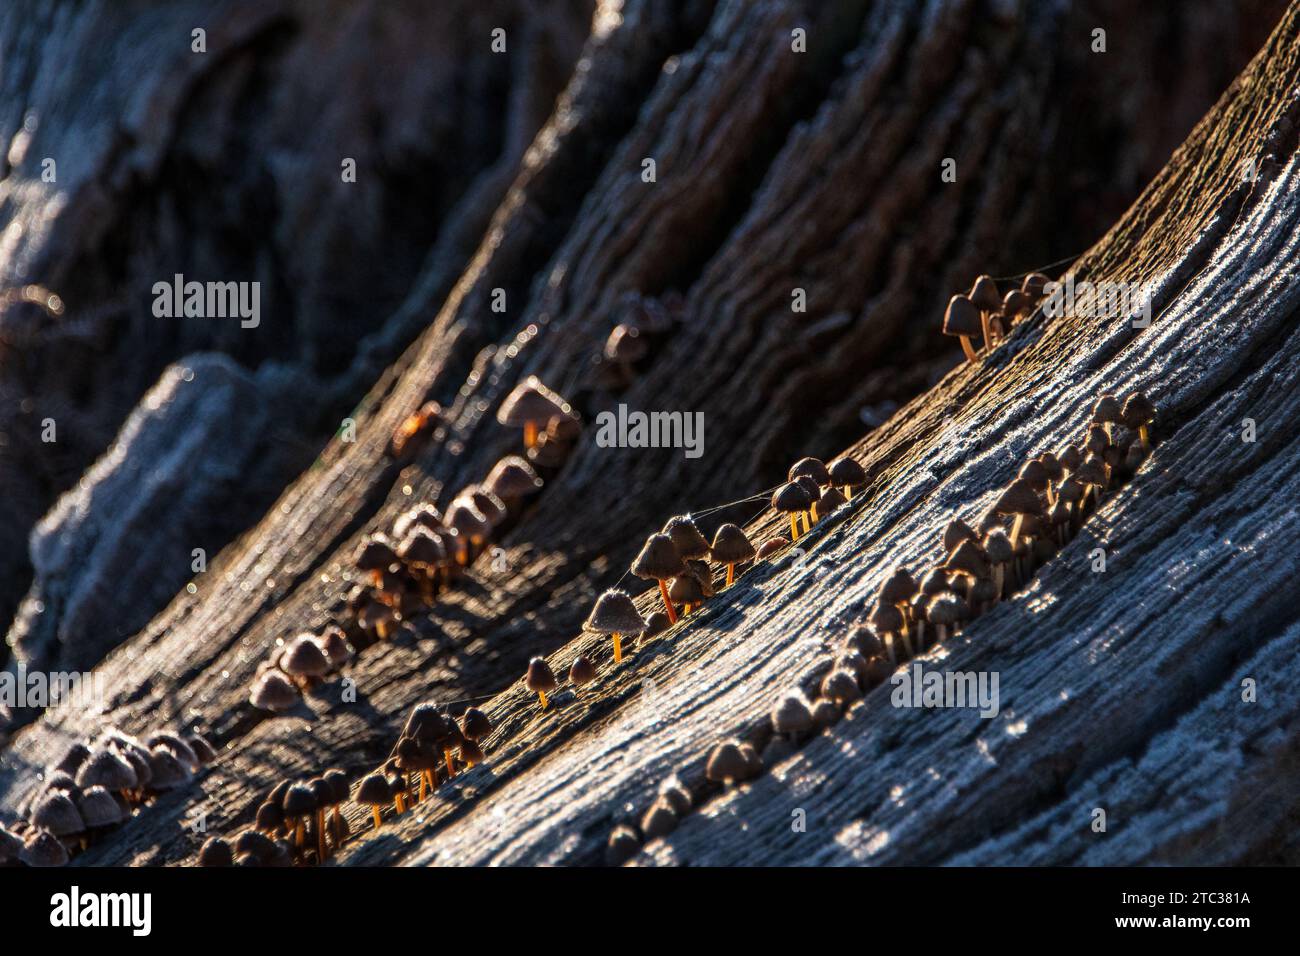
255,800,285,832
75,748,138,791
198,836,234,867
461,707,493,741
920,568,951,595
77,786,124,828
969,275,1002,312
486,455,544,499
642,611,670,637
398,527,447,566
353,534,398,571
1017,458,1050,491
878,568,918,606
55,743,90,777
789,457,830,486
318,629,354,669
463,486,509,527
606,825,641,865
355,773,392,807
283,782,317,818
821,669,863,706
1075,456,1108,487
943,294,982,338
525,657,558,694
250,670,300,712
1021,272,1051,298
771,481,812,514
281,635,331,679
982,528,1015,564
771,691,814,735
1122,392,1156,429
793,475,820,501
1038,452,1063,482
710,523,756,565
868,601,905,634
1058,444,1082,471
358,600,396,632
668,573,706,605
497,376,575,428
147,747,191,790
705,740,752,783
846,623,884,658
662,515,711,560
756,537,789,560
640,799,679,839
1092,394,1123,425
828,457,867,487
585,589,647,635
21,828,69,867
993,478,1044,516
631,533,686,581
817,485,847,513
687,559,716,597
605,323,646,363
926,592,967,626
568,655,596,685
445,500,490,540
32,790,84,836
1002,288,1033,319
943,517,978,553
946,538,991,579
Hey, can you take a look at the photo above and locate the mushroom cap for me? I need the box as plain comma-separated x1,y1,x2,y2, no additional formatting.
836,649,870,683
392,503,443,540
1056,475,1084,503
20,828,69,867
771,481,811,514
460,739,485,765
584,589,647,634
41,770,76,792
324,769,350,804
256,800,285,832
568,655,596,685
878,568,918,606
55,742,91,777
668,573,706,604
817,485,847,513
686,559,715,597
820,669,863,706
547,414,582,443
463,486,509,526
1058,444,1082,471
145,731,199,769
461,707,493,741
1038,452,1063,481
993,478,1044,516
846,624,884,658
1092,394,1123,425
0,824,22,864
281,634,331,678
659,781,692,815
771,690,814,735
828,457,867,487
926,591,967,626
920,568,950,595
283,782,317,817
1074,457,1108,486
945,539,991,579
404,702,452,743
642,611,670,637
942,517,978,553
358,600,396,631
710,523,756,564
788,457,830,486
486,455,544,499
661,515,711,560
78,786,124,828
1021,272,1051,297
75,748,138,791
309,776,335,807
353,534,398,571
1002,288,1033,318
705,740,751,783
943,294,982,337
606,825,641,865
356,773,392,806
605,323,647,363
982,528,1015,563
526,434,568,468
1085,424,1110,454
868,601,904,634
970,577,999,605
235,829,278,862
756,537,788,560
969,275,1002,312
445,500,490,539
793,475,820,501
525,657,558,693
318,628,354,669
1122,392,1156,428
398,527,447,566
811,698,841,729
198,836,234,867
147,748,191,790
640,799,678,839
31,790,84,836
1017,458,1050,491
630,533,686,581
497,376,575,428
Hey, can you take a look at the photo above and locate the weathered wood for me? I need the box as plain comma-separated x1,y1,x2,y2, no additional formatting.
1,0,1296,867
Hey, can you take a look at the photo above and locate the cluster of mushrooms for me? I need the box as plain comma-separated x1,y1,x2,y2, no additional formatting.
1,728,215,867
249,626,355,713
606,392,1158,863
198,769,352,866
942,272,1052,361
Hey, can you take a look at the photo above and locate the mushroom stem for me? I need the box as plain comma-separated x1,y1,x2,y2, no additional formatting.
377,620,391,641
726,563,735,588
444,750,456,778
294,819,305,848
1009,513,1026,550
1138,424,1150,450
317,810,327,861
372,807,382,830
843,484,854,500
613,633,623,663
810,503,819,523
657,579,678,623
524,420,539,448
979,312,992,353
959,335,978,362
993,565,1005,599
538,690,548,710
789,515,801,542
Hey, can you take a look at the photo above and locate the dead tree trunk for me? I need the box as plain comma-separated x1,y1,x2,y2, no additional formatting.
0,0,1296,867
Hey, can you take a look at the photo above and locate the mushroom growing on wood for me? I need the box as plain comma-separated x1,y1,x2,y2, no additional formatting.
640,799,678,839
445,499,490,565
388,401,442,459
584,589,646,663
926,592,966,642
281,634,331,689
569,655,596,687
942,517,978,554
706,740,754,786
1122,392,1156,449
631,533,686,624
607,825,641,865
662,515,711,561
353,534,398,588
870,601,910,660
282,782,316,851
821,669,863,707
945,538,991,582
756,536,789,560
943,294,983,361
771,690,814,743
789,457,830,488
982,528,1015,598
525,657,559,710
497,376,577,449
969,275,1002,350
398,528,447,601
356,773,392,831
21,828,69,867
198,836,234,867
828,456,867,499
1092,393,1123,440
358,599,396,642
669,572,706,616
772,482,812,542
1021,272,1051,299
485,455,544,506
710,523,756,587
993,478,1045,550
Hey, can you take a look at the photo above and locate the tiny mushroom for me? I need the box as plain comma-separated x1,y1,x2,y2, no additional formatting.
584,589,647,664
1092,393,1123,440
772,482,812,542
828,456,867,499
668,572,706,616
356,773,392,831
354,534,398,588
662,515,711,561
631,532,686,624
710,522,756,587
969,274,1002,349
250,669,300,713
1122,392,1156,449
485,455,544,506
943,294,983,362
198,836,234,867
497,376,577,449
569,654,596,687
525,657,559,710
281,634,331,689
771,690,815,743
21,828,69,867
705,740,754,786
606,825,641,865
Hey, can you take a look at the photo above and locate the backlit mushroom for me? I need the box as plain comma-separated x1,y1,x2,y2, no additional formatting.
569,655,596,687
821,669,863,707
942,517,978,554
631,533,686,624
318,627,354,670
706,740,752,786
198,836,234,867
1092,394,1123,440
353,534,398,588
828,456,867,499
584,589,647,663
398,528,447,601
640,799,678,840
710,523,756,587
982,528,1014,598
969,275,1002,349
772,482,812,542
281,634,331,689
869,601,910,659
497,376,576,449
356,773,391,831
789,457,830,489
926,592,966,642
21,828,68,867
945,538,991,582
662,515,711,561
993,478,1045,550
485,455,544,506
607,825,641,865
324,769,350,845
1021,272,1050,299
445,499,490,565
77,786,123,831
756,536,789,560
771,690,814,743
31,790,84,840
283,782,316,851
943,294,983,362
525,657,559,710
669,572,706,616
358,600,396,642
817,484,846,517
1122,392,1156,450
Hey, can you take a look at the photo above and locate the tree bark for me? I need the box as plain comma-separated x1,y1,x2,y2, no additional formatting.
0,0,1296,867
